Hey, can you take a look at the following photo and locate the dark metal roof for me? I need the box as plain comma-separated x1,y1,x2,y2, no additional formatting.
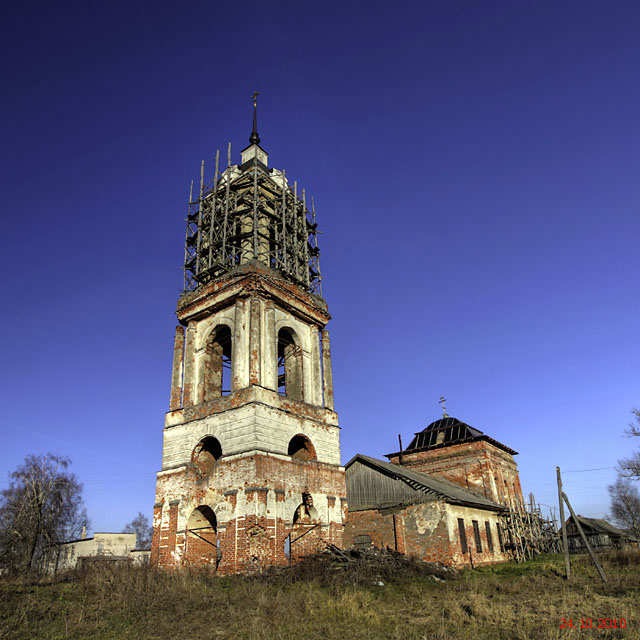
345,454,505,512
386,416,517,458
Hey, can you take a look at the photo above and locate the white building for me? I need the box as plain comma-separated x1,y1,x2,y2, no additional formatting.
44,532,150,573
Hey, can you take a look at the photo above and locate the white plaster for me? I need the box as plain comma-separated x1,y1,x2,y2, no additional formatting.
309,325,322,406
233,299,250,389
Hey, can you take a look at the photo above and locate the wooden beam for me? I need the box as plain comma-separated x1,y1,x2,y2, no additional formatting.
557,466,571,579
562,492,607,583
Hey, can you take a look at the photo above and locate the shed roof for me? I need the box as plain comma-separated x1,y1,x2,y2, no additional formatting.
386,416,517,458
565,515,638,540
345,454,505,512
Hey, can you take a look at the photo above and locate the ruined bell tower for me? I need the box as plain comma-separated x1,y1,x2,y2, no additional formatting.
150,99,346,573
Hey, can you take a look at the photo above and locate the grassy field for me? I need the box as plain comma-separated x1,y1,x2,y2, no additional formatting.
0,551,638,639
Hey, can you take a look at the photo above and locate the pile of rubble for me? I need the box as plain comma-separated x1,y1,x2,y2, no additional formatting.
252,544,458,586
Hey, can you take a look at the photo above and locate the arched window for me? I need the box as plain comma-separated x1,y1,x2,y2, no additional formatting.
192,436,222,476
288,434,316,461
186,505,219,567
203,325,232,400
277,328,303,401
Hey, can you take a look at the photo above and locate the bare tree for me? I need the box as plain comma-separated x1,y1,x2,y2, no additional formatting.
123,512,152,549
608,477,640,540
0,454,88,572
618,409,640,478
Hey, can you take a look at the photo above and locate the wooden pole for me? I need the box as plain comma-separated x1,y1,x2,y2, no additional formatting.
195,160,205,275
293,181,299,280
398,434,404,465
252,160,258,259
281,169,287,271
207,149,220,270
557,466,571,579
221,143,231,264
562,492,607,582
183,180,194,290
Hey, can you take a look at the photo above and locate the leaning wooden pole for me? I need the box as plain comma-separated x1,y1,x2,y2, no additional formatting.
562,492,607,583
556,466,571,580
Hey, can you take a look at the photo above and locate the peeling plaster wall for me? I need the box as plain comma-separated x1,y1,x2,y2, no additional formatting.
344,501,507,568
161,392,341,468
444,503,507,567
174,266,333,412
152,453,345,574
153,266,344,574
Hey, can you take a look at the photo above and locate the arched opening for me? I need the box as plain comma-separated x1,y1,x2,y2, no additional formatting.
192,436,222,477
186,505,219,567
203,325,232,400
277,328,303,401
292,492,319,524
290,492,323,562
288,434,317,461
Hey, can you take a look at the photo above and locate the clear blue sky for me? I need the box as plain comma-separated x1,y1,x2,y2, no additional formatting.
1,1,639,532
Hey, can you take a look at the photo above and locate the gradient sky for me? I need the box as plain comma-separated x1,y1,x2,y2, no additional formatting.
1,1,639,533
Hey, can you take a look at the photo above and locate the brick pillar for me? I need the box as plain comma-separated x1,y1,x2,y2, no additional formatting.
150,502,164,566
310,326,323,406
514,471,524,505
182,325,196,407
223,490,238,573
321,329,334,410
326,496,337,546
340,497,348,523
167,500,180,565
157,505,171,566
274,489,285,564
169,326,185,410
249,298,261,385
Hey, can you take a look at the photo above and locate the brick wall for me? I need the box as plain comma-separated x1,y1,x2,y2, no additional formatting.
388,440,524,509
344,501,508,568
152,452,345,574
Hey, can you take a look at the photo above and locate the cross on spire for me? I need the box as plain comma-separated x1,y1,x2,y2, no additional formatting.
439,395,448,418
249,91,260,145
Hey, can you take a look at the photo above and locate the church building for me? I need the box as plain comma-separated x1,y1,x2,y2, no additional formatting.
150,100,346,573
386,410,524,510
343,408,524,567
151,101,528,573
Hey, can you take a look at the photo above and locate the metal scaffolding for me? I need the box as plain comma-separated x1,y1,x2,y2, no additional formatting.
182,142,322,296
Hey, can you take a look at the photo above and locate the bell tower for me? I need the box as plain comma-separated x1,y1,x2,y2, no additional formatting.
151,99,346,573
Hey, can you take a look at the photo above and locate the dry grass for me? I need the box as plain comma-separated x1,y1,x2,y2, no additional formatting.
0,551,638,639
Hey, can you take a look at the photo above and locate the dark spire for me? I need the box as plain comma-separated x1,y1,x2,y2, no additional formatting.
249,91,260,145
